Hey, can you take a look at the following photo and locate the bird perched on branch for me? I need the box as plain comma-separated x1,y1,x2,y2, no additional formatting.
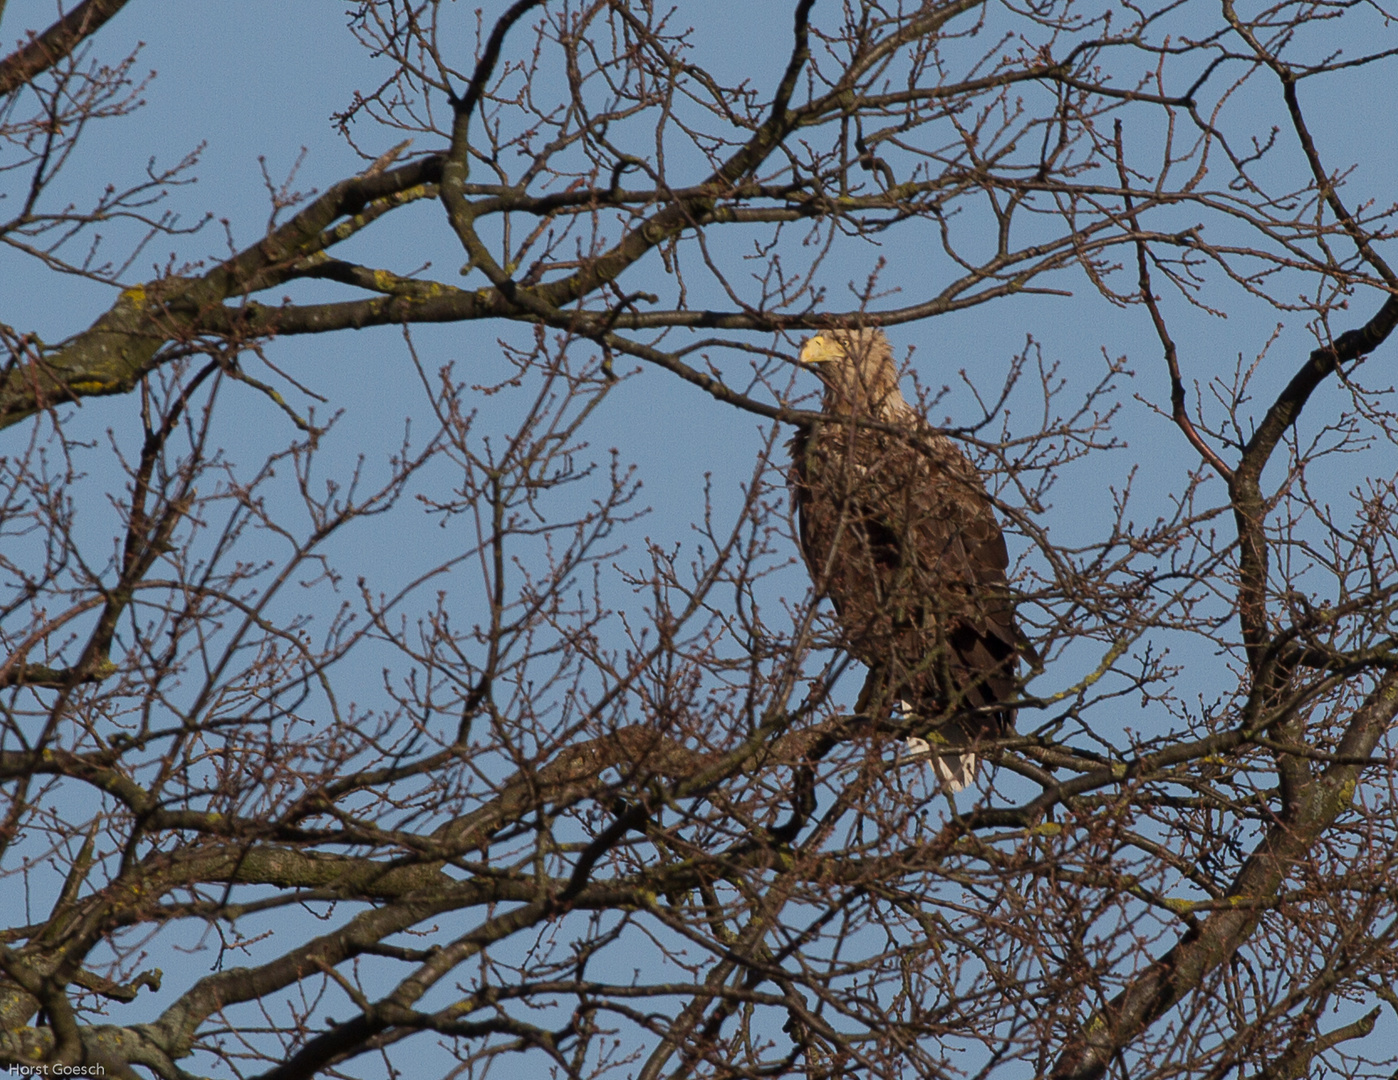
788,329,1029,791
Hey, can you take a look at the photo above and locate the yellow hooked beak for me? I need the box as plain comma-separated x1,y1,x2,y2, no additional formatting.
799,334,841,365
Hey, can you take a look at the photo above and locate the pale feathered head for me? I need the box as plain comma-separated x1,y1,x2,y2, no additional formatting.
798,329,907,418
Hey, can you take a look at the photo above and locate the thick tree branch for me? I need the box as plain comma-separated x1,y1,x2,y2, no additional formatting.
0,0,132,96
1051,671,1398,1080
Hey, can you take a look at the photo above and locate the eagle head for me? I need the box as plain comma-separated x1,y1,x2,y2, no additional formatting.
798,329,905,417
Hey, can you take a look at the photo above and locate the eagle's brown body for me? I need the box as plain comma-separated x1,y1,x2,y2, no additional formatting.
789,330,1024,790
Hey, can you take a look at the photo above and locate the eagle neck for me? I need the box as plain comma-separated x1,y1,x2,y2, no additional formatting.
821,383,915,424
877,392,916,424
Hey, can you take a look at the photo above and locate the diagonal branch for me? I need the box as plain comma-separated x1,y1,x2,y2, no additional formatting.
1050,669,1398,1080
1230,293,1398,671
0,0,132,97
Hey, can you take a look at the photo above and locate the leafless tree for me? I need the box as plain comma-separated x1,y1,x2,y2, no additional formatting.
4,2,1398,1078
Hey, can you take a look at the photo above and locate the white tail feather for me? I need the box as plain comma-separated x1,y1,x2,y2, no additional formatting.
929,748,976,793
900,701,977,792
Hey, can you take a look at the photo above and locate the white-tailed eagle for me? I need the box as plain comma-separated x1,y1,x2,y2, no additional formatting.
788,329,1027,791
